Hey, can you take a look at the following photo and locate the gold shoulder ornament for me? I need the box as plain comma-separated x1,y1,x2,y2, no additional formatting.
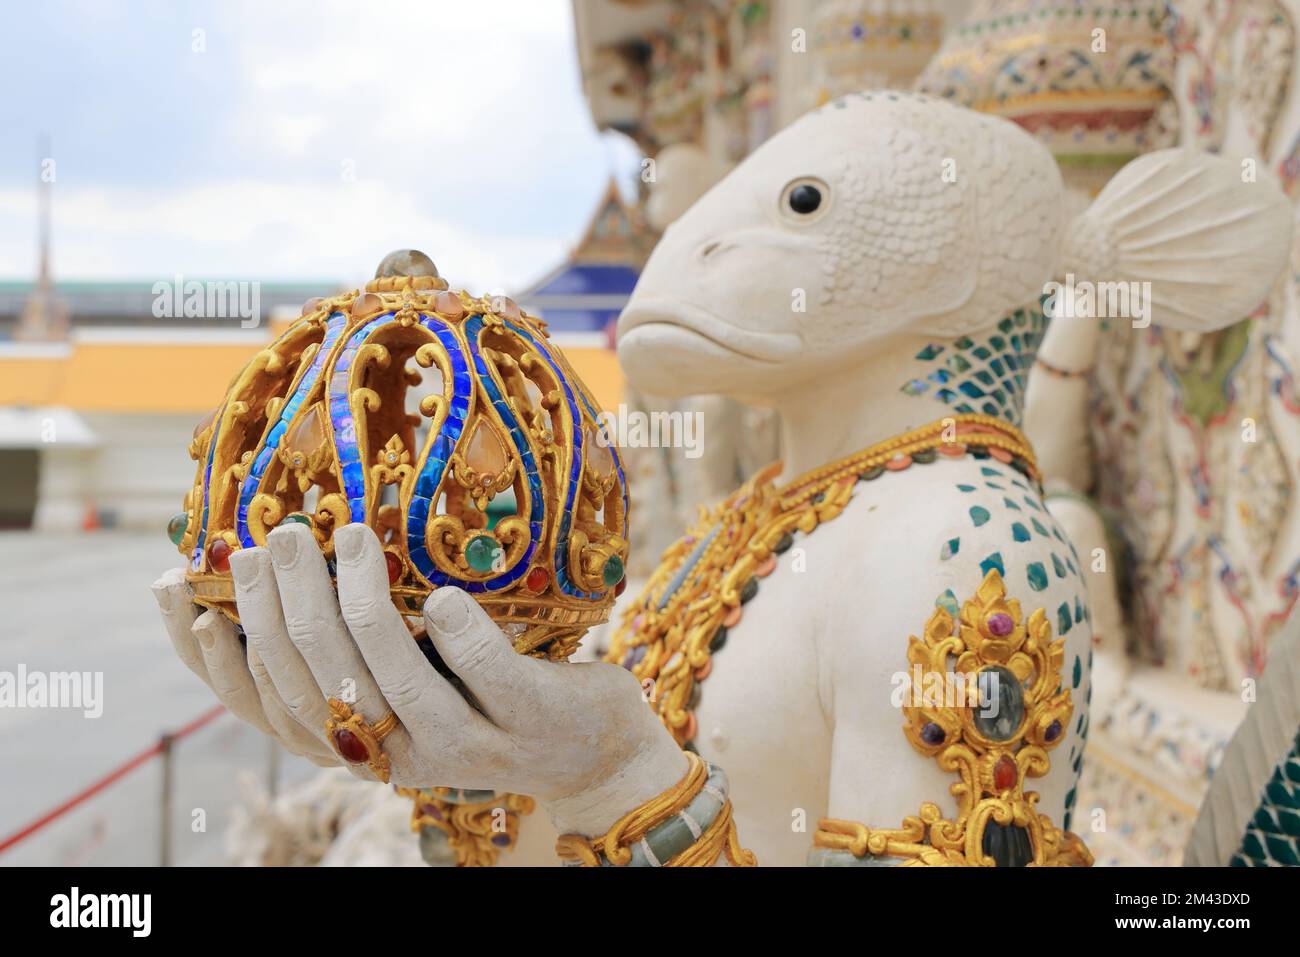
814,569,1093,867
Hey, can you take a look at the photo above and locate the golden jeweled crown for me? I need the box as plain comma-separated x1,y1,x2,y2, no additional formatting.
171,250,629,660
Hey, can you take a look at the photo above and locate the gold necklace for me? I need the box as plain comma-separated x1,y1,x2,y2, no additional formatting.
604,414,1039,747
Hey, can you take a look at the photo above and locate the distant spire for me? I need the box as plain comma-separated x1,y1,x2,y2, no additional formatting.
37,133,51,284
16,134,68,342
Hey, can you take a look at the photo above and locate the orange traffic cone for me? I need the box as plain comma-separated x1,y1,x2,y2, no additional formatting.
82,503,100,532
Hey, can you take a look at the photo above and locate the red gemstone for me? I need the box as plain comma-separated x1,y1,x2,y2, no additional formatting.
525,566,549,592
993,755,1017,791
384,551,403,584
615,578,627,597
334,728,368,763
209,539,232,573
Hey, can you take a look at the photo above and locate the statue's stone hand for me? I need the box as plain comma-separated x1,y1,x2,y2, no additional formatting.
152,566,342,768
157,522,685,830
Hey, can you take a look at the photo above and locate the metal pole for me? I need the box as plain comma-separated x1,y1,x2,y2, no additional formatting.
159,732,174,867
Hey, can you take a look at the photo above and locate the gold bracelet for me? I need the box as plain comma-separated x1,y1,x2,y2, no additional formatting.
555,752,757,867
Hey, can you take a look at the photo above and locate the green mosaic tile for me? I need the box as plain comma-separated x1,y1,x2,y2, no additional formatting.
936,589,960,617
894,307,1046,426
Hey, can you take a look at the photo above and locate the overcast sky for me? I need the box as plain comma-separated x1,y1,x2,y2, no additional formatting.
0,0,640,292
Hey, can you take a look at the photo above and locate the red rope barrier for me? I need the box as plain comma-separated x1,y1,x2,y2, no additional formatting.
0,703,227,855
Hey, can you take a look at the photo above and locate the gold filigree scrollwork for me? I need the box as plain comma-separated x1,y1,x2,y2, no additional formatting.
815,569,1091,867
400,787,537,867
246,492,285,543
394,288,422,327
421,515,527,582
371,434,413,487
414,341,453,422
313,492,352,556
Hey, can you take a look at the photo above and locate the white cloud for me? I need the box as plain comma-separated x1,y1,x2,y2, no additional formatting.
0,0,635,292
0,177,568,291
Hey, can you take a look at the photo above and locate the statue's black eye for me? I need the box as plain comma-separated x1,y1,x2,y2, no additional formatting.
788,184,822,214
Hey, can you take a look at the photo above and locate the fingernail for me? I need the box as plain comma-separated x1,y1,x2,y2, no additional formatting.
228,547,264,588
425,587,472,636
334,523,368,567
193,614,218,651
150,581,174,610
266,526,300,567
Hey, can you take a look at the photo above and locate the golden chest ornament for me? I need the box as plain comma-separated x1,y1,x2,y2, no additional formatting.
606,413,1092,866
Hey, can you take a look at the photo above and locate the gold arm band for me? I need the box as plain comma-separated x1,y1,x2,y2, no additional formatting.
555,752,756,867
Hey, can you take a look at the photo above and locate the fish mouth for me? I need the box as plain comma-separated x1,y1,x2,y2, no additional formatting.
618,298,801,363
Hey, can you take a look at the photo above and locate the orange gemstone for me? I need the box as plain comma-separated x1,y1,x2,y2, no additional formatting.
350,292,383,318
755,555,777,578
384,551,403,584
993,755,1017,791
432,290,465,319
284,405,326,465
525,566,550,592
694,659,712,681
300,296,325,316
489,295,521,320
209,539,232,573
682,712,698,741
723,605,742,628
193,409,218,440
885,453,912,471
465,422,508,476
990,447,1013,464
938,442,967,457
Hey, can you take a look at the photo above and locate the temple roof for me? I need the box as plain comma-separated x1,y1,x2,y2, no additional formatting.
516,178,649,341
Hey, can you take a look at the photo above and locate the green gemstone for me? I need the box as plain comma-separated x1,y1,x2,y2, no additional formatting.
709,626,729,652
166,512,188,546
279,513,312,527
466,535,502,573
602,554,625,587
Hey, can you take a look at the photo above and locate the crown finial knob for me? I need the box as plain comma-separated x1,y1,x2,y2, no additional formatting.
375,249,440,279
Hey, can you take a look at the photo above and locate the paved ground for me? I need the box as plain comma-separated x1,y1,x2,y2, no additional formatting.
0,530,316,866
